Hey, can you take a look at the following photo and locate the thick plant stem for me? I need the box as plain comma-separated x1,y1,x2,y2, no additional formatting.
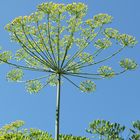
55,74,61,140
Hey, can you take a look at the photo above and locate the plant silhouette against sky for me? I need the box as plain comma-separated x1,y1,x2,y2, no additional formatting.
0,2,138,140
0,120,140,140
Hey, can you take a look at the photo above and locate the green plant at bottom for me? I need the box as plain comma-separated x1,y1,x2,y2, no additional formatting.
0,120,89,140
0,120,140,140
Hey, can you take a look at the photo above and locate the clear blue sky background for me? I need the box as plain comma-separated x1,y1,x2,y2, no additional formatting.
0,0,140,138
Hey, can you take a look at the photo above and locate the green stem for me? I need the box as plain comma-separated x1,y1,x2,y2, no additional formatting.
55,74,61,140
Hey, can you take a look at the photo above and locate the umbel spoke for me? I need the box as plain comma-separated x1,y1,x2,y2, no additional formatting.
28,33,54,68
62,75,81,90
21,25,55,69
0,58,53,73
66,46,125,71
64,48,103,72
62,26,103,70
14,32,49,68
28,34,48,60
76,48,103,66
13,75,50,83
56,14,61,68
36,21,57,68
63,71,102,80
47,14,58,67
42,74,57,89
64,70,127,77
60,16,77,69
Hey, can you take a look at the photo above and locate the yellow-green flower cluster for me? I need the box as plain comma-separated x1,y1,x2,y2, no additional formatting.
98,66,115,78
66,3,87,18
120,58,137,70
118,34,137,47
95,38,112,49
93,14,112,27
104,28,138,48
5,16,23,32
15,49,28,61
104,28,119,39
7,69,24,81
86,14,112,28
5,12,44,32
0,51,12,63
80,80,96,93
29,11,44,23
85,19,94,28
78,52,94,64
2,120,25,132
26,80,42,93
25,57,41,68
75,38,89,48
37,2,65,14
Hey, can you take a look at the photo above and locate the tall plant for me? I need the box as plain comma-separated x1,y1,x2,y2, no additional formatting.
0,2,137,140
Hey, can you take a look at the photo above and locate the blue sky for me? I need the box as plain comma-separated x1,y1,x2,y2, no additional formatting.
0,0,140,138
